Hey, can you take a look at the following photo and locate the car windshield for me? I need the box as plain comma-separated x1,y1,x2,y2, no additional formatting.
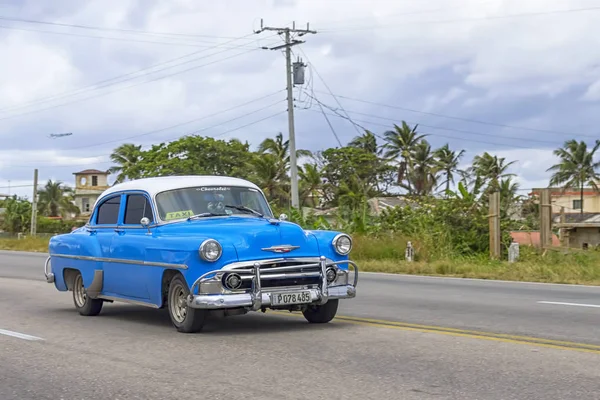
155,185,273,221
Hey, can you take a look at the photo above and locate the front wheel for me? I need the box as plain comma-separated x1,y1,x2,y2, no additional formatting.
302,299,339,323
73,272,103,316
167,275,206,333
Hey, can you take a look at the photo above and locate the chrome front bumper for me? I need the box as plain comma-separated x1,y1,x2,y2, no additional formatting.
186,257,358,310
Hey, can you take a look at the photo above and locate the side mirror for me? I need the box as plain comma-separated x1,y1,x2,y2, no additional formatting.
279,213,288,221
140,217,151,227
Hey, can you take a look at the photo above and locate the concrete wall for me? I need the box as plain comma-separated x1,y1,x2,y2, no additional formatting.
566,227,600,249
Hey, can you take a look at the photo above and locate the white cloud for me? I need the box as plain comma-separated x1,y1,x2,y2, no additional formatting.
1,0,600,195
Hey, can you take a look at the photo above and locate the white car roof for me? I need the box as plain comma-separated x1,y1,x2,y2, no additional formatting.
98,175,261,201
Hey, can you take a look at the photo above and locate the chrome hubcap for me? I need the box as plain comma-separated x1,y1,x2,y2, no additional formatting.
169,283,187,323
74,275,87,307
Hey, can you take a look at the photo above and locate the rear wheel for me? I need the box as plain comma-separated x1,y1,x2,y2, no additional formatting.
167,275,206,333
73,272,103,316
302,299,338,323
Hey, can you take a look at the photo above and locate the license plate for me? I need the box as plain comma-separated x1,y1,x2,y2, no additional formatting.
270,291,312,305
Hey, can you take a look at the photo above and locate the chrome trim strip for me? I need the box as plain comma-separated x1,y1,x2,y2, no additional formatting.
239,271,321,280
261,245,300,253
319,256,328,304
50,254,188,270
251,263,262,311
221,257,322,270
232,263,321,274
97,295,160,308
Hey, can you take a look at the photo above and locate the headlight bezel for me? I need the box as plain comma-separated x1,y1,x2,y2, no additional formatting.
332,233,352,256
199,239,222,262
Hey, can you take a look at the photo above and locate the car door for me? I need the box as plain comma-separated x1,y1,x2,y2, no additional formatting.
104,191,155,301
88,194,122,296
89,194,122,279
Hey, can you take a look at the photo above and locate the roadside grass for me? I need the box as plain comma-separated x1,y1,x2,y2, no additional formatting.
0,237,50,252
3,235,600,285
353,234,600,285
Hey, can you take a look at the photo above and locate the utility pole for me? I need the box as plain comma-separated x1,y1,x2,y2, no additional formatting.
539,189,552,249
255,20,316,209
488,191,501,259
30,168,38,236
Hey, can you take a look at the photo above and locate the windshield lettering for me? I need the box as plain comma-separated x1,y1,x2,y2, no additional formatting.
156,186,272,221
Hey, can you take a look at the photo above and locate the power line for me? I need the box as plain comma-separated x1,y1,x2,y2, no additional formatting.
301,107,542,150
297,46,362,139
305,98,566,147
10,108,287,169
0,24,264,48
65,93,286,151
0,33,277,115
312,90,599,139
0,15,257,40
319,6,600,32
0,47,260,124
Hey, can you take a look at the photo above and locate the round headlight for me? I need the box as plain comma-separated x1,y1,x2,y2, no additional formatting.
333,234,352,255
326,267,337,283
199,239,222,262
223,273,242,290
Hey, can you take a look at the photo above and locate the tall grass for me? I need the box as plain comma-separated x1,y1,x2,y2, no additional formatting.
3,234,600,285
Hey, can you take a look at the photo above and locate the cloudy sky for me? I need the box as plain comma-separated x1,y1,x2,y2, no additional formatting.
1,0,600,199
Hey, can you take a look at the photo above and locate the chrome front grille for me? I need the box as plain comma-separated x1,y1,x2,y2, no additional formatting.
226,258,323,289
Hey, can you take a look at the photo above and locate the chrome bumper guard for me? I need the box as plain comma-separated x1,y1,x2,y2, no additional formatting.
44,256,55,283
186,257,358,310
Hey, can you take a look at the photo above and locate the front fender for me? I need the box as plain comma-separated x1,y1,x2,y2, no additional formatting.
306,230,351,266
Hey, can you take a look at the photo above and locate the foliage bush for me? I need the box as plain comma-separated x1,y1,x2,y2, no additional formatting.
36,217,85,234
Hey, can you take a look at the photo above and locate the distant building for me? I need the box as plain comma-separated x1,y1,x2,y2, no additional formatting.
530,188,600,214
72,169,110,216
555,214,600,250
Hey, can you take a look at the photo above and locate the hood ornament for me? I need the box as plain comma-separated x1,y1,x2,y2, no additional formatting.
261,245,300,253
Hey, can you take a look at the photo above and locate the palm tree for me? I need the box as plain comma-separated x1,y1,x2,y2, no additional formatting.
109,143,142,184
382,121,427,188
349,130,379,154
298,163,323,207
258,132,312,173
248,154,289,207
470,152,516,192
434,144,466,194
407,139,438,195
37,180,80,217
498,177,521,218
547,139,600,214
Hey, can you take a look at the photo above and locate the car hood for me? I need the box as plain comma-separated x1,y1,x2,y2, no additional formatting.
157,216,321,261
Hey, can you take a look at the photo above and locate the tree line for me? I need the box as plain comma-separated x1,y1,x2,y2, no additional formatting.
2,120,599,244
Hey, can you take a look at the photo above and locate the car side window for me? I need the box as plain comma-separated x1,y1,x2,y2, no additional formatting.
124,194,154,224
96,196,121,225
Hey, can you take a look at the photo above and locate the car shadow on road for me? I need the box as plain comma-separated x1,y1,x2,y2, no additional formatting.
54,303,351,334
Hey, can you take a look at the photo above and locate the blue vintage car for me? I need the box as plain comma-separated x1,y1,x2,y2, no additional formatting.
44,176,358,332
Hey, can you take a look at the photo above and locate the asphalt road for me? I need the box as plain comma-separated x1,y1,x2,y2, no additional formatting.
1,250,600,399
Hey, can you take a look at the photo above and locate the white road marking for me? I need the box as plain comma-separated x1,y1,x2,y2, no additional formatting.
537,301,600,308
0,328,44,341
